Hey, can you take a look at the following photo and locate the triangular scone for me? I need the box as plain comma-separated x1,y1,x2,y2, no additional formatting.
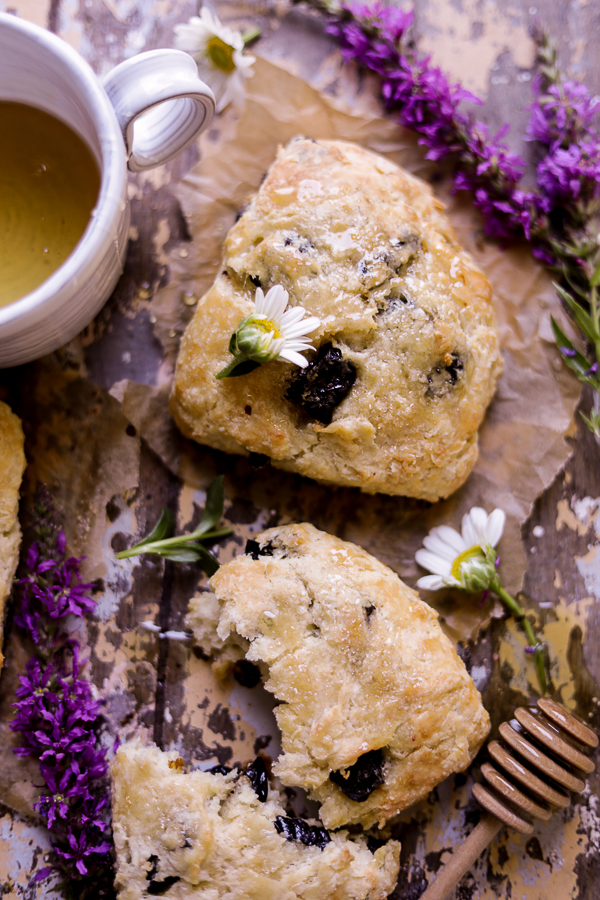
0,401,26,671
170,138,502,501
188,524,490,830
111,741,400,900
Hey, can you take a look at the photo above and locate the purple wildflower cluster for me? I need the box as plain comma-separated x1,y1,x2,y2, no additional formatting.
15,535,97,645
325,4,541,245
10,490,114,899
323,3,600,259
528,75,600,195
315,0,600,436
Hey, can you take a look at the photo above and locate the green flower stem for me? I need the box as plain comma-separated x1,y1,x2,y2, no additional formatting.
591,284,600,365
242,26,261,46
493,581,547,696
216,356,245,380
115,527,232,560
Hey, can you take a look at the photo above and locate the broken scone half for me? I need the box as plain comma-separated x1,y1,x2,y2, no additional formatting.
187,524,490,830
0,401,26,671
170,137,502,501
111,741,400,900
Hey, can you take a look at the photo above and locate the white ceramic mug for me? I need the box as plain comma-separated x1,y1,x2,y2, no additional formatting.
0,13,215,368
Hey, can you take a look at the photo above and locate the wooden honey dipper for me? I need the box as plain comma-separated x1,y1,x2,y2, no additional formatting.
420,698,598,900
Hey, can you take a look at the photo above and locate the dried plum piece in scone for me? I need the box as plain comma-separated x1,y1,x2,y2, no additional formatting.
170,137,502,501
186,523,490,830
0,401,26,671
111,741,400,900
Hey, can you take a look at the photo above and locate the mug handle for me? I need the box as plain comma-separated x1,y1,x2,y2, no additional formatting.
103,49,216,173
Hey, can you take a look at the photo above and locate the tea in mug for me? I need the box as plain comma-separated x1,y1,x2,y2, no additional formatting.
0,102,100,308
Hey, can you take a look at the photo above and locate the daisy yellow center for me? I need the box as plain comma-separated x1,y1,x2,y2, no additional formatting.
451,545,484,580
206,36,236,73
255,318,281,340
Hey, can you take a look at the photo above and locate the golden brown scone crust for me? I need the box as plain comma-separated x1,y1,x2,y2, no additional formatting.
111,741,400,900
0,401,26,670
197,523,490,829
170,138,502,501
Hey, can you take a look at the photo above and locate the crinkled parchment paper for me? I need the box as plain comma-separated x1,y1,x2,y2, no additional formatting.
115,55,580,619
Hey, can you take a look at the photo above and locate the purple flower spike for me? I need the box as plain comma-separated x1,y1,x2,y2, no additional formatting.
321,0,556,253
11,488,114,894
561,346,577,357
321,2,600,417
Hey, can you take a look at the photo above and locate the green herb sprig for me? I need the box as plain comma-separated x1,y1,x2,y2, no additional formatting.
116,476,232,575
552,277,600,438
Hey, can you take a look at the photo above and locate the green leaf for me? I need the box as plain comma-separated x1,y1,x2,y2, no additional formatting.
555,284,599,342
568,300,598,343
115,479,229,569
146,546,201,563
215,356,261,380
192,544,221,576
591,259,600,288
227,359,261,378
580,409,600,438
150,543,220,574
193,475,226,537
551,317,596,382
136,509,175,547
551,316,576,352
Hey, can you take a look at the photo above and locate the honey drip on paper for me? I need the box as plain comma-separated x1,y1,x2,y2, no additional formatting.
0,102,100,308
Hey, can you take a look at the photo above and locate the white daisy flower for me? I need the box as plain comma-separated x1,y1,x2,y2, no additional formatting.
174,7,256,112
415,507,505,593
217,285,320,379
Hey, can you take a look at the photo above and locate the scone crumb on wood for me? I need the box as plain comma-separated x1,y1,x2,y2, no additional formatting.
170,137,502,501
188,523,490,830
0,401,26,671
111,741,400,900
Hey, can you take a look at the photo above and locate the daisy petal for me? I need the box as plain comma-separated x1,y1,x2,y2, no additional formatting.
422,532,458,562
212,71,245,112
416,574,447,591
415,549,452,577
174,21,209,53
284,318,321,339
235,53,256,73
261,286,288,321
253,287,265,311
469,507,489,544
283,341,315,353
485,508,506,547
433,524,467,554
279,349,309,367
280,306,306,325
461,512,478,548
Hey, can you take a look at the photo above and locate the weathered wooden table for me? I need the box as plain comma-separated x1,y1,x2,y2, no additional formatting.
0,1,599,898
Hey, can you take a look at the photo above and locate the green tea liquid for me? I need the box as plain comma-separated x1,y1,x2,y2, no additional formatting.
0,102,100,308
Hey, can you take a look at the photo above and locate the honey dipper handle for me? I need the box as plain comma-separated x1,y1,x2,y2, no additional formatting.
419,813,503,900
